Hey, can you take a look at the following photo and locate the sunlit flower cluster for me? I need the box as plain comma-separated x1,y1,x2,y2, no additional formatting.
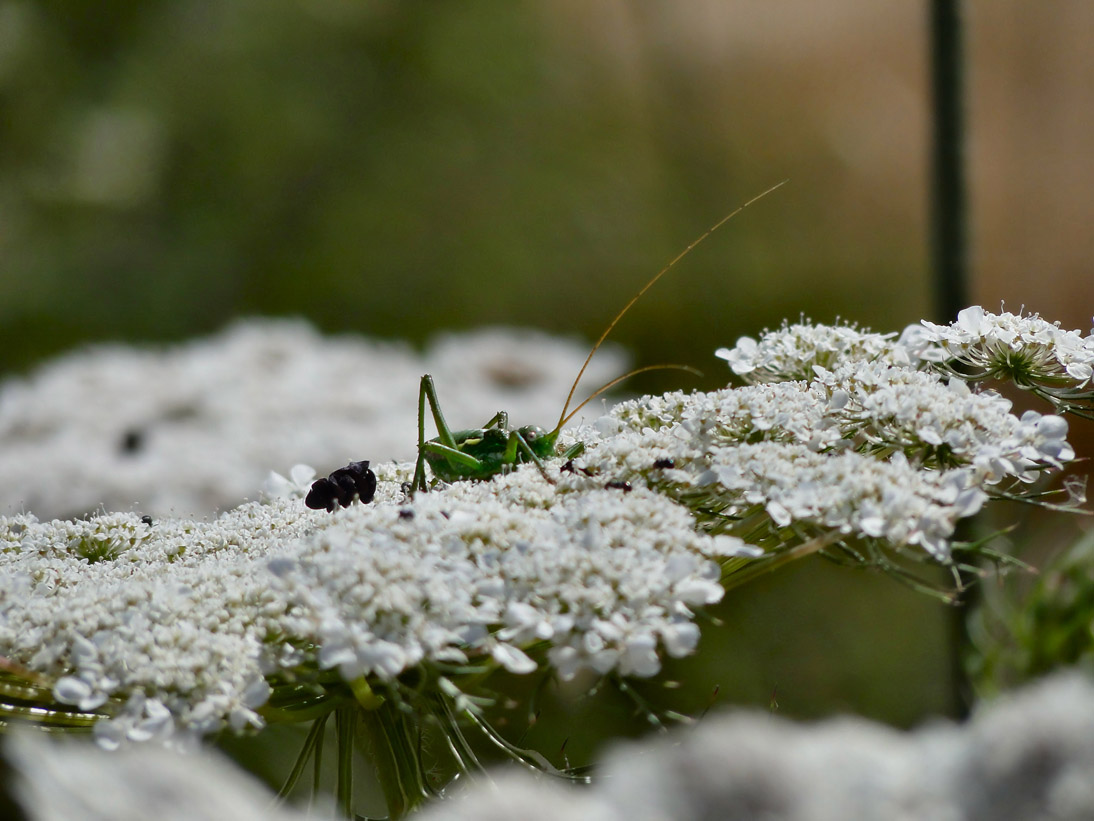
610,361,1073,491
907,306,1094,388
576,420,986,559
0,461,752,749
0,502,317,749
715,319,911,383
813,362,1074,482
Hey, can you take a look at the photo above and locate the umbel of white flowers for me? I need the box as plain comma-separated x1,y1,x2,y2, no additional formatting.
0,307,1089,754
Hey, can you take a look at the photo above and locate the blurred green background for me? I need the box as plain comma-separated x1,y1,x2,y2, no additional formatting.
3,0,1093,755
1,0,935,380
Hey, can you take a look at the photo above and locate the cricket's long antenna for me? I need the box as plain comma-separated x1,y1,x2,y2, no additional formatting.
555,179,789,432
558,364,701,429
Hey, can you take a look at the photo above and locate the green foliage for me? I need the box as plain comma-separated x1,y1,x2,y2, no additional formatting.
0,2,923,377
968,528,1094,696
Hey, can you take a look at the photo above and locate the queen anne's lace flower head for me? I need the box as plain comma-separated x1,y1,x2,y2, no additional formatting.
583,405,987,560
1,462,754,748
609,361,1073,490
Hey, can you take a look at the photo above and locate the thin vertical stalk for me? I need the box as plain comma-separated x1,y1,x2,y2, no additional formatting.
357,700,435,820
929,0,975,719
335,705,356,818
311,714,326,806
930,0,969,321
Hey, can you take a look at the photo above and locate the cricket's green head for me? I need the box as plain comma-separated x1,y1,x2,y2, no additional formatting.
518,425,559,459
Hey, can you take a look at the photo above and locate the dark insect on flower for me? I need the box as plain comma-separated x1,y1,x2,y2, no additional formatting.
652,458,675,469
561,460,597,477
604,480,632,492
140,515,154,526
305,460,378,512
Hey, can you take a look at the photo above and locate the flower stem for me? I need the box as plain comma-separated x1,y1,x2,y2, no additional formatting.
335,705,355,817
354,686,434,819
722,531,845,592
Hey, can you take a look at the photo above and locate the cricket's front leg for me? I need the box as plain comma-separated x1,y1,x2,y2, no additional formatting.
413,374,461,492
505,430,552,482
412,376,431,492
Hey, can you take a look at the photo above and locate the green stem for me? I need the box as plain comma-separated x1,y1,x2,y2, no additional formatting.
312,715,326,806
722,531,844,593
335,705,355,818
276,712,330,800
354,688,434,819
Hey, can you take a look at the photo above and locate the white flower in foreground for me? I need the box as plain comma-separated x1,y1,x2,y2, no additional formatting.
716,319,912,383
7,732,312,821
11,672,1094,821
418,672,1094,821
272,470,746,685
1,502,319,749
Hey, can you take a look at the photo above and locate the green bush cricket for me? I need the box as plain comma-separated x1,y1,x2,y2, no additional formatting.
410,180,787,492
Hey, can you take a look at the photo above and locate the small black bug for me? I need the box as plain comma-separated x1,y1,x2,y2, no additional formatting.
140,515,154,526
604,480,632,492
561,459,597,477
306,460,378,512
652,458,675,470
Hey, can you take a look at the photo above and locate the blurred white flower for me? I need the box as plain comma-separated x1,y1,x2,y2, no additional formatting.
0,320,627,519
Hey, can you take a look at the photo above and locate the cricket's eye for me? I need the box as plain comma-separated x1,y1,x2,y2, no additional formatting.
520,426,545,441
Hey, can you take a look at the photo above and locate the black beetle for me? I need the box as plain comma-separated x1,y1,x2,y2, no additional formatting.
305,460,378,512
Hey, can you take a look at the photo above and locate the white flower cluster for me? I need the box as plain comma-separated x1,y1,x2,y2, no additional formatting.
0,503,317,749
814,362,1075,482
0,462,753,748
907,305,1094,387
715,319,911,383
274,470,752,685
0,319,626,519
581,423,984,558
609,360,1073,497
